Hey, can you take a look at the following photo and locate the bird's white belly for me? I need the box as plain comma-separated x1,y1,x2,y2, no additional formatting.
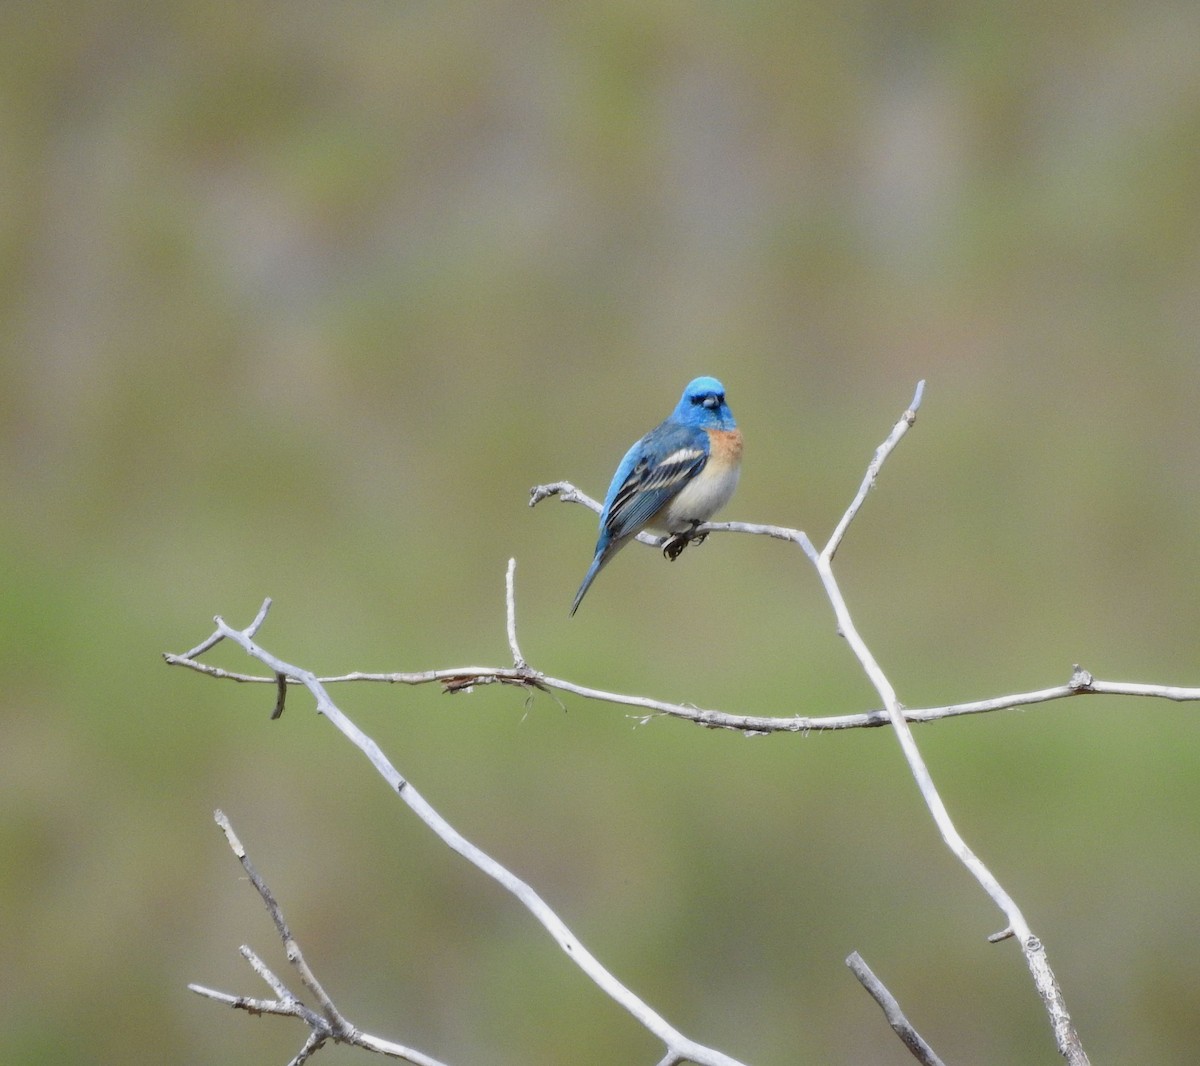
655,463,740,532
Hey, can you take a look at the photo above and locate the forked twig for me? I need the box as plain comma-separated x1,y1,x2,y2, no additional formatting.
188,810,451,1066
798,385,1087,1064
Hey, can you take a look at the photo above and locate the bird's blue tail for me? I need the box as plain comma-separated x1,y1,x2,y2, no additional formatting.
570,553,605,615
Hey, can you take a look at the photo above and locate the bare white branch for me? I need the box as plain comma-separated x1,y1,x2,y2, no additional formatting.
188,981,288,1015
804,384,1089,1065
165,651,1200,735
194,811,460,1066
846,951,946,1066
182,623,752,1066
239,945,293,1003
213,810,341,1023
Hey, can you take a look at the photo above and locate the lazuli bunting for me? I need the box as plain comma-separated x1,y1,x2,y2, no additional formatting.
571,376,742,615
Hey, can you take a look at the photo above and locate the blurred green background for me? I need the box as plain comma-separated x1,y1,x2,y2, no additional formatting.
3,1,1200,1063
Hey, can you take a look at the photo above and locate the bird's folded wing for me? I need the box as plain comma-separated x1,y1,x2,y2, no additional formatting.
605,425,709,537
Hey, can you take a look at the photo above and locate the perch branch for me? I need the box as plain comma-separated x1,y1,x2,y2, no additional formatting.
529,480,805,551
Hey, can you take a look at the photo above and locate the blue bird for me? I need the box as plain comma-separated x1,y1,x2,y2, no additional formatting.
571,376,742,615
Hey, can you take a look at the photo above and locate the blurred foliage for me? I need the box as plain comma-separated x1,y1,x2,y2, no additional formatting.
2,1,1200,1063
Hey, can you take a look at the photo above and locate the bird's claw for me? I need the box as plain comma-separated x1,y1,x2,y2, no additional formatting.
662,522,706,562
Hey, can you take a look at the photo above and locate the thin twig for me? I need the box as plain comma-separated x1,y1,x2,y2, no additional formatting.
239,945,293,1003
823,381,924,561
505,558,526,668
195,811,455,1066
213,810,341,1024
846,952,947,1066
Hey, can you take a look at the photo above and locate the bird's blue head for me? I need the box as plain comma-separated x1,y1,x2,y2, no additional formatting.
673,376,737,430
